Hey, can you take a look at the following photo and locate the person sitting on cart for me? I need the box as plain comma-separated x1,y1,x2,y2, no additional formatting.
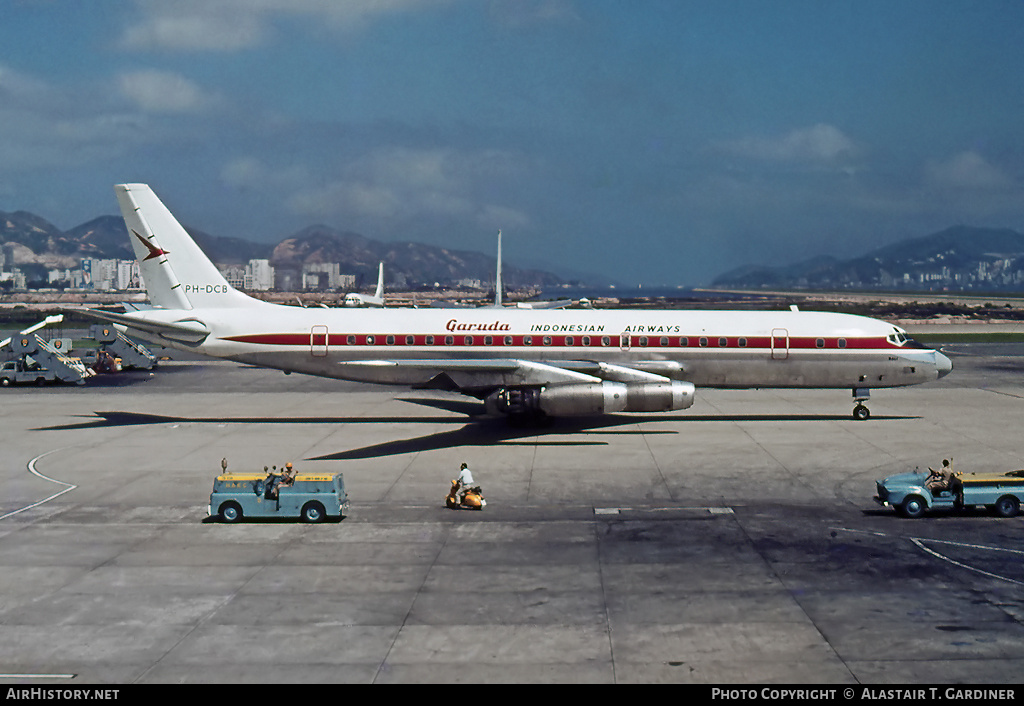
265,465,281,499
279,462,296,490
926,459,953,493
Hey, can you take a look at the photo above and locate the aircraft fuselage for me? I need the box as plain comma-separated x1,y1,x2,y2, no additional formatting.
129,303,951,390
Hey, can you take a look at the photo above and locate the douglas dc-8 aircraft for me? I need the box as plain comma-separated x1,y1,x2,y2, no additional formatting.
75,184,952,421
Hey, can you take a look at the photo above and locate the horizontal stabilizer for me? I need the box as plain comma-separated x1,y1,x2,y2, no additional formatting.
63,307,210,344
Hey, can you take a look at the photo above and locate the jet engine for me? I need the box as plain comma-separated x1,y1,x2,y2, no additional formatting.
485,381,695,417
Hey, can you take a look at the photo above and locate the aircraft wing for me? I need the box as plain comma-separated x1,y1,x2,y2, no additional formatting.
62,307,210,344
334,358,687,391
337,358,603,390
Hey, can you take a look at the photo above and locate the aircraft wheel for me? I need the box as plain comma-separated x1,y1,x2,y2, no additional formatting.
302,501,326,523
853,404,870,421
993,496,1020,518
899,496,926,519
219,501,243,523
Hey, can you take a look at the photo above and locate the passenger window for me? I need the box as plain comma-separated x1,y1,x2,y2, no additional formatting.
639,337,648,347
565,336,574,346
504,336,513,345
699,337,708,347
838,338,847,348
366,335,375,345
445,336,454,345
816,338,824,348
738,338,747,347
543,336,552,346
601,336,611,346
485,336,493,345
406,335,415,345
426,335,435,345
583,336,591,346
524,335,533,345
464,336,474,346
718,337,727,347
660,337,668,346
347,335,355,345
386,335,395,345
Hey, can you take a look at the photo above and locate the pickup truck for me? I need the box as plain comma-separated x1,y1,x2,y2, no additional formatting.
209,471,349,523
0,360,57,386
875,468,1024,518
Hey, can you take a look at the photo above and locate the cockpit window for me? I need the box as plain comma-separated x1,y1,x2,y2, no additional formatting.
887,330,909,346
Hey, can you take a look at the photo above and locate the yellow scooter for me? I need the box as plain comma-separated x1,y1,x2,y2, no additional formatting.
445,479,486,510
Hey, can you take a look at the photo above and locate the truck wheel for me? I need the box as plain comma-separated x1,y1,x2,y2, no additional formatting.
219,501,243,523
0,378,10,387
993,496,1020,518
899,496,927,519
301,501,325,523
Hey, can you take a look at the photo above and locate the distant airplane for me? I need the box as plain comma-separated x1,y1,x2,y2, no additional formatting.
72,184,952,421
343,262,385,307
488,229,571,310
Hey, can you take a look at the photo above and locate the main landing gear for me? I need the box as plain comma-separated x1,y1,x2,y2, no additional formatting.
852,388,870,420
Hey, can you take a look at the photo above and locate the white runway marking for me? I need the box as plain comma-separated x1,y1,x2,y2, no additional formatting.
0,449,76,521
910,537,1024,586
833,526,1024,586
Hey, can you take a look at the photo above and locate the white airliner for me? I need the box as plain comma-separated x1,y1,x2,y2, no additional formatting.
343,262,385,307
75,184,952,420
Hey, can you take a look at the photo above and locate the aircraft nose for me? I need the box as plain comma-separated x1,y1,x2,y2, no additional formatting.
935,351,953,379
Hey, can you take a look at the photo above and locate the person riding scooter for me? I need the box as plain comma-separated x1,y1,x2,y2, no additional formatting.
446,462,486,510
456,463,474,503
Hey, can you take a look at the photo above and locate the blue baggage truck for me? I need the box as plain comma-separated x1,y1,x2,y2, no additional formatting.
875,469,1023,518
209,471,348,523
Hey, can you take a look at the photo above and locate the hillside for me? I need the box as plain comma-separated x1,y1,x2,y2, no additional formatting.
712,226,1024,291
1,210,564,288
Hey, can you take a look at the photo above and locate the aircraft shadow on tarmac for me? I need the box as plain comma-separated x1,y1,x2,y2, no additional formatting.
35,398,918,460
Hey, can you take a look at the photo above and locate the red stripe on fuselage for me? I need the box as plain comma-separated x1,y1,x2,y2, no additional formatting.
222,333,899,350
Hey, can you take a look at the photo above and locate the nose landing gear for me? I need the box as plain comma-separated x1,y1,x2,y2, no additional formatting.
852,388,870,420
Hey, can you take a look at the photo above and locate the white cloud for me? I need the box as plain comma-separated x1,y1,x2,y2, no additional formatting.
924,150,1014,191
276,146,531,229
118,70,217,113
121,11,265,52
721,124,858,163
0,64,147,170
489,0,582,28
121,0,455,52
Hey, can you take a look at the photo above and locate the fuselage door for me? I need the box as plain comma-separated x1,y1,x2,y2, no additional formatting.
311,325,328,357
771,328,789,360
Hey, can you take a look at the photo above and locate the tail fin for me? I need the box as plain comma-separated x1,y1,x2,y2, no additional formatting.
494,229,503,307
374,262,384,300
115,184,254,310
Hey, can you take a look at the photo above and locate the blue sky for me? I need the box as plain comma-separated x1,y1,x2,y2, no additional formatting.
2,0,1023,286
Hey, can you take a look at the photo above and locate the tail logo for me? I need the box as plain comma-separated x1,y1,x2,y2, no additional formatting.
132,229,169,261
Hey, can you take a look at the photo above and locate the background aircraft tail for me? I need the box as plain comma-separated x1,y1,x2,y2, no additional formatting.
115,184,255,311
373,262,384,300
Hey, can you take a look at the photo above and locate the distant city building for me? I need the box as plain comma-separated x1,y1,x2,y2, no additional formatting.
218,259,276,291
302,263,355,291
247,259,275,291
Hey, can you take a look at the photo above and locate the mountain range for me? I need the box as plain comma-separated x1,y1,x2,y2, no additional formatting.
1,211,566,288
5,207,1024,292
711,226,1024,291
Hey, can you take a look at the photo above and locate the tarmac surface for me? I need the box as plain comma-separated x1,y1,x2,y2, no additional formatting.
0,342,1022,684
